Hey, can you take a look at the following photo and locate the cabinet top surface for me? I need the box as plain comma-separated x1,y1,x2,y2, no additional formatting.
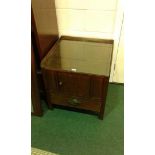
41,37,113,76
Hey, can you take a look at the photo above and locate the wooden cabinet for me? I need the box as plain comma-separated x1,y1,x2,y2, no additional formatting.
41,36,113,119
43,70,109,117
57,72,90,97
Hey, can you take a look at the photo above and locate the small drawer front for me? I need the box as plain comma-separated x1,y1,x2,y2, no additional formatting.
48,93,101,112
57,72,90,97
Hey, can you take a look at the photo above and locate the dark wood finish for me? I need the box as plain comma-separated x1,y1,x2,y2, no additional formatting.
43,70,108,113
31,7,41,69
31,0,59,61
98,77,109,119
31,44,43,116
31,11,46,98
48,93,101,112
31,0,59,100
41,36,113,76
41,36,113,119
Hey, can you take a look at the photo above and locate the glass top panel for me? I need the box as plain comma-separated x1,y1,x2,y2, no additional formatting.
41,39,113,76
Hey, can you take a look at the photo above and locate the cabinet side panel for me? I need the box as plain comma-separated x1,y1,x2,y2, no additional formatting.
90,76,104,99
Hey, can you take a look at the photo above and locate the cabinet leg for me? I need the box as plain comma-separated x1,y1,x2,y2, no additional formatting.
49,104,54,110
98,112,104,120
99,99,107,120
46,96,54,110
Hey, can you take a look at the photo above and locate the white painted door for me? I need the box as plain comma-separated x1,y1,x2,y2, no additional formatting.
112,20,124,83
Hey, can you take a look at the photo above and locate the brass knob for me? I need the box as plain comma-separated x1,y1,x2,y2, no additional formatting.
59,81,63,86
68,98,80,106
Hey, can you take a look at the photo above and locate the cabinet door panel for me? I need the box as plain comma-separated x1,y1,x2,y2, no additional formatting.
57,72,90,97
42,70,58,92
76,74,90,97
57,72,75,95
91,76,104,99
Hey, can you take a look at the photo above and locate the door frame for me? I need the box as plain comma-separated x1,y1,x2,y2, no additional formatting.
109,0,124,82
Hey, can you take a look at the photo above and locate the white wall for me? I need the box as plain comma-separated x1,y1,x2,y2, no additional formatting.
55,0,118,39
55,0,124,83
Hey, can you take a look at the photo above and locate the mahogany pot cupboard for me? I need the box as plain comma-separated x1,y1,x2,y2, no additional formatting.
31,1,114,119
41,36,113,119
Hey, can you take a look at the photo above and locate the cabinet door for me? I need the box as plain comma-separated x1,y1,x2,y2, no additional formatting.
42,70,58,93
57,72,90,97
90,76,109,100
91,76,103,99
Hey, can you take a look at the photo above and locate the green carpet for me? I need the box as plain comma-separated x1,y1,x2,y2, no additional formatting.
31,84,124,155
